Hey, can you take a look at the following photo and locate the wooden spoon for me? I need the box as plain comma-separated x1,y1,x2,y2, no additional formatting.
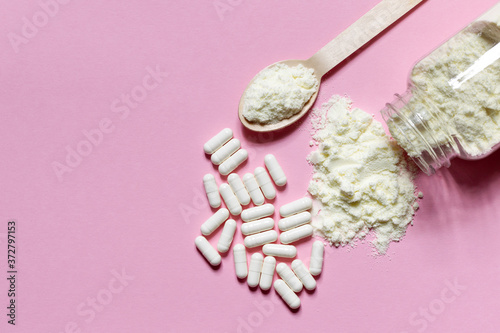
239,0,425,132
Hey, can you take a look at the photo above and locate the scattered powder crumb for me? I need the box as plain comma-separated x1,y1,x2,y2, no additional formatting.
418,191,424,199
308,95,418,254
242,63,319,124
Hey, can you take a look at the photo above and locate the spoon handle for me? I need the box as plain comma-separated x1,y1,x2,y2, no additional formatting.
307,0,425,77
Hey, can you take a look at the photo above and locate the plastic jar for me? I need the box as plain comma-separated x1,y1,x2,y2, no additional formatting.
381,2,500,175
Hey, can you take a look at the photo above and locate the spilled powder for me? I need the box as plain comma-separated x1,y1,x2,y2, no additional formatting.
308,96,419,254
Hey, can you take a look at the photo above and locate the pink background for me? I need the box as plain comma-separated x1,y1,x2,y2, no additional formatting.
1,0,500,332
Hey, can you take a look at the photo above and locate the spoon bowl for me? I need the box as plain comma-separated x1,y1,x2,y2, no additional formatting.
238,59,321,133
238,0,425,132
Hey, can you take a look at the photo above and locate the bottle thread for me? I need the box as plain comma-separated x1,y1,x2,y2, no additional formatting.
381,87,461,175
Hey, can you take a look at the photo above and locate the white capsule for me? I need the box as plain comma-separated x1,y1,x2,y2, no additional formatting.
309,240,324,276
280,224,313,244
233,244,248,279
227,173,251,205
262,244,297,258
219,184,242,216
195,236,221,266
203,174,221,209
292,259,316,291
254,167,276,200
259,256,276,291
242,173,265,206
244,230,278,248
274,279,300,309
241,204,275,222
200,208,229,236
219,149,248,176
276,263,302,292
279,197,313,217
240,217,274,236
211,138,241,165
217,219,237,253
203,128,233,154
278,211,311,231
248,253,263,287
264,154,287,186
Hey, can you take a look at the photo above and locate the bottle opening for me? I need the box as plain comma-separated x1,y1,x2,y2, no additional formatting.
381,89,461,175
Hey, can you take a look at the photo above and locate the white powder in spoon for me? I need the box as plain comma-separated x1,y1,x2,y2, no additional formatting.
308,95,419,254
242,63,319,124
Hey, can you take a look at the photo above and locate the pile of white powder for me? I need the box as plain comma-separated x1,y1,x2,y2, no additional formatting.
389,21,500,158
308,96,418,254
242,63,319,124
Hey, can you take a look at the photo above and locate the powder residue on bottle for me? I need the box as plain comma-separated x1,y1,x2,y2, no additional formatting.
308,96,418,254
242,63,319,124
389,21,500,158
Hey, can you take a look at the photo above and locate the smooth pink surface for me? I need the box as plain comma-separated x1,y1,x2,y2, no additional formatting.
1,0,500,332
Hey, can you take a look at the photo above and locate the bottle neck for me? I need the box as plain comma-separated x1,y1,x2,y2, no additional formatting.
381,86,462,175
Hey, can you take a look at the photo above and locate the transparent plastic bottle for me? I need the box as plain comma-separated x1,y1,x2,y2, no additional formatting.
381,2,500,175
